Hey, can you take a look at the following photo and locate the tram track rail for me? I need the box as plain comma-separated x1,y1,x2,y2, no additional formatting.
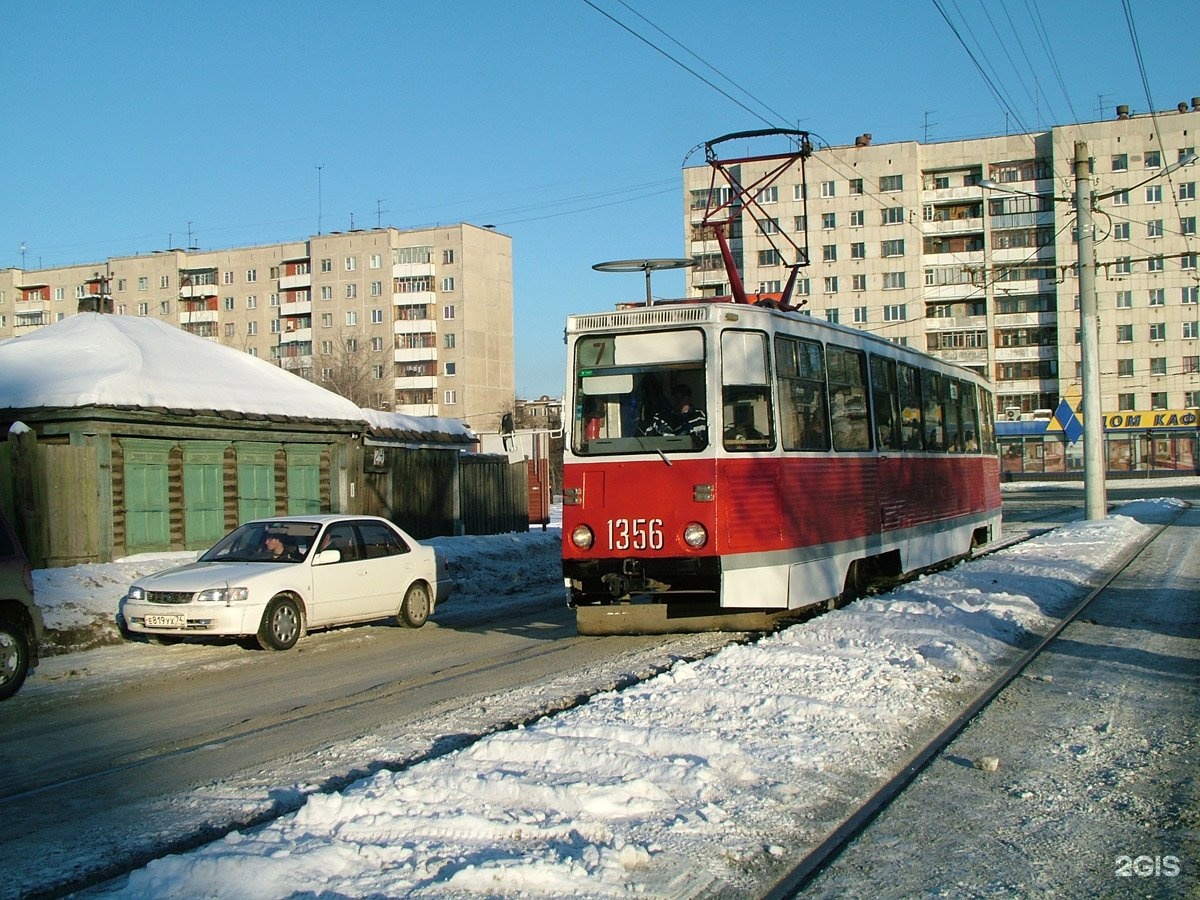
760,502,1190,899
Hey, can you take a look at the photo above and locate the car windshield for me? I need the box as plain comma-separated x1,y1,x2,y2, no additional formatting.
199,521,323,564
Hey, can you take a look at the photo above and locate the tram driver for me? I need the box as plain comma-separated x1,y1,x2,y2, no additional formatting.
644,383,707,444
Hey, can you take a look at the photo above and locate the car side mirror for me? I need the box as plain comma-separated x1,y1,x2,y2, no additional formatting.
313,549,341,565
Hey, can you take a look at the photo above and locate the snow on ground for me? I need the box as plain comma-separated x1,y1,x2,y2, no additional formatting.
49,497,1179,899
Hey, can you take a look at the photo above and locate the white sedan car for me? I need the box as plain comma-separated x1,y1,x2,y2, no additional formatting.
118,515,452,650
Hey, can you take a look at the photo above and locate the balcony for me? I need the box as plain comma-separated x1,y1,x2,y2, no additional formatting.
178,310,217,325
396,401,438,417
392,262,435,278
279,298,312,316
394,318,436,335
279,327,312,344
920,185,984,202
394,347,437,363
994,310,1058,328
179,283,218,299
278,272,312,291
925,314,988,330
393,290,436,306
995,345,1056,362
923,216,984,235
931,348,989,365
393,375,438,390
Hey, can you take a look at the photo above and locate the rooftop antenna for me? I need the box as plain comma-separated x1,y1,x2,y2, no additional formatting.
315,164,325,235
376,199,386,228
20,241,27,269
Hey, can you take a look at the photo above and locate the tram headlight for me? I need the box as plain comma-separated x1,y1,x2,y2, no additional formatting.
570,524,595,550
682,522,708,549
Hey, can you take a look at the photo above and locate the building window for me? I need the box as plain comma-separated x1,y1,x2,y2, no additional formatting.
884,303,906,321
793,215,807,231
345,311,358,326
881,206,905,225
443,249,455,264
116,278,127,292
369,254,382,269
441,277,455,292
224,323,236,337
246,269,257,283
853,306,868,323
444,305,456,319
346,284,357,299
444,390,457,405
1181,182,1197,200
1112,190,1130,206
247,295,258,309
1150,357,1167,376
1116,324,1134,342
849,178,863,195
825,308,839,323
879,174,903,192
1115,257,1132,275
223,271,234,284
160,301,170,315
370,308,383,324
1149,288,1165,306
444,333,456,349
1113,222,1130,241
1188,390,1200,407
1149,322,1166,341
794,278,810,295
881,239,905,257
372,365,384,379
821,245,837,262
1117,358,1134,377
321,313,333,327
820,180,836,198
1116,290,1132,308
320,258,332,272
882,272,906,290
321,340,333,354
1148,256,1164,272
247,321,258,335
266,294,276,307
370,281,382,296
846,242,864,260
1184,286,1199,305
761,249,783,265
823,276,838,294
371,336,384,351
1118,392,1136,410
270,319,281,334
224,296,235,311
346,338,358,352
138,277,149,291
1181,216,1197,236
821,212,836,229
760,217,780,234
320,286,332,300
445,361,456,376
1184,321,1200,339
1147,219,1163,238
158,275,169,289
1145,150,1161,169
345,256,357,271
758,280,781,293
852,274,867,291
1184,355,1200,374
1150,391,1168,410
1111,153,1128,171
1183,254,1198,270
756,186,778,204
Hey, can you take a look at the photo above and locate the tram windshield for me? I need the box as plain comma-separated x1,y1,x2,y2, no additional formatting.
572,329,708,455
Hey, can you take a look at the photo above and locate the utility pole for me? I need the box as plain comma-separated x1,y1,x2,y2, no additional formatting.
1074,141,1106,520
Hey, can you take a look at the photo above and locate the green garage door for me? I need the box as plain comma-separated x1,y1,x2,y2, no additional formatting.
123,439,171,552
236,443,277,523
183,442,228,548
286,445,323,514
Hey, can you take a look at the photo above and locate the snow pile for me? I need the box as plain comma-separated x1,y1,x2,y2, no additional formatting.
111,504,1170,899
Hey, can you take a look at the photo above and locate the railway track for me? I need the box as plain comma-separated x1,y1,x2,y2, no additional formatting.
760,502,1190,899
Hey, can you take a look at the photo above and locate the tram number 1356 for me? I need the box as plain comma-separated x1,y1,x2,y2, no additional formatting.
607,518,664,551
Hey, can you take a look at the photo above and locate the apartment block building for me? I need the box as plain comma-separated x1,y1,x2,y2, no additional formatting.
683,103,1200,419
0,224,514,429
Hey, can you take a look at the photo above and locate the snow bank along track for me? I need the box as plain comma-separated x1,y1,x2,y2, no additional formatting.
760,501,1191,899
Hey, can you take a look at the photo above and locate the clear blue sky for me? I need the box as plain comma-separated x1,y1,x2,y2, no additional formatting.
2,0,1195,398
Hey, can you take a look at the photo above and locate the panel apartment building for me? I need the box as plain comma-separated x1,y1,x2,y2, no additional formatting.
682,103,1200,421
0,223,514,429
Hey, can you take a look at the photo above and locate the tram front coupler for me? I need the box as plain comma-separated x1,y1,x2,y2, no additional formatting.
601,559,670,601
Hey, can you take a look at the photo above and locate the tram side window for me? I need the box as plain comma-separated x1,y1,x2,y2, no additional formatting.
961,382,981,452
721,330,775,451
922,370,946,450
827,345,872,451
897,362,925,450
775,335,829,451
944,378,963,451
869,356,902,451
979,387,997,454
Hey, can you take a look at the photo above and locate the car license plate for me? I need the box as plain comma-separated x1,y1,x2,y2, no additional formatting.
145,615,186,628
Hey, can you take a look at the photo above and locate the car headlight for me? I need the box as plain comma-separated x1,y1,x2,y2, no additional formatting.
570,524,595,550
127,586,145,602
195,587,250,603
683,523,708,548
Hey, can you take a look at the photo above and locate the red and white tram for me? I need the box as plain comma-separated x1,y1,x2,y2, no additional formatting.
562,302,1002,634
563,130,1002,634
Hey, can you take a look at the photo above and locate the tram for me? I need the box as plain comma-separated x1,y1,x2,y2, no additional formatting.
562,131,1002,634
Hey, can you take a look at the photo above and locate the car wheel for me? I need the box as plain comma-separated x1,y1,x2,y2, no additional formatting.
257,596,302,651
399,583,431,628
0,618,31,701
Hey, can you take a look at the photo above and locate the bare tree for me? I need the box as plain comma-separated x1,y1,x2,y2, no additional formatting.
309,331,380,408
